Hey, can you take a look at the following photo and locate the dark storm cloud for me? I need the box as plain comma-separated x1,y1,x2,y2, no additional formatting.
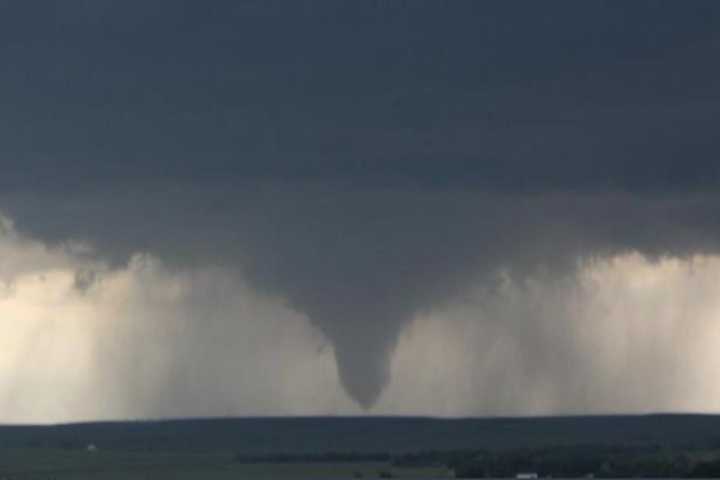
2,0,720,191
3,0,720,407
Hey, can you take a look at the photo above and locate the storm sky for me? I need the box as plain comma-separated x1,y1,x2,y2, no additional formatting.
2,0,720,422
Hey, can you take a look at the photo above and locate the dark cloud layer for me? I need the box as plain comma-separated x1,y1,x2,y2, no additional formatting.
3,1,720,408
2,0,720,191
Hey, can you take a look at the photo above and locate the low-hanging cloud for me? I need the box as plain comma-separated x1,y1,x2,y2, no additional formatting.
3,185,720,415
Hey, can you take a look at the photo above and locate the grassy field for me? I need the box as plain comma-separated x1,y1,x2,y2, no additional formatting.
4,415,720,454
5,415,720,478
0,448,453,479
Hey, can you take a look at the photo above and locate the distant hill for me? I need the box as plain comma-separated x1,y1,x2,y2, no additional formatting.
2,415,720,454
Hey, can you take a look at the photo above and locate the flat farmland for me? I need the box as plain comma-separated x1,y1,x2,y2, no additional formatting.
0,449,453,479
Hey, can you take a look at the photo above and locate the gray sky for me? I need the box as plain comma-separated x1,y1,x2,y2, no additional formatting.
2,1,720,421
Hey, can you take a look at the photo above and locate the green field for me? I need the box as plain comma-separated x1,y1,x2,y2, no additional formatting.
0,449,453,479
